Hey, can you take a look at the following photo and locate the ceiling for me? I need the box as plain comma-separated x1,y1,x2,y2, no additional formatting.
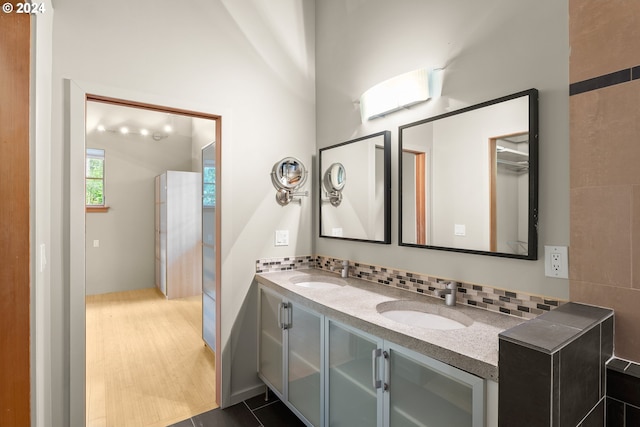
85,100,196,140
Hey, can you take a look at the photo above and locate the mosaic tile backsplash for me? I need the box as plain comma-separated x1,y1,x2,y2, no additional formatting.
256,255,567,320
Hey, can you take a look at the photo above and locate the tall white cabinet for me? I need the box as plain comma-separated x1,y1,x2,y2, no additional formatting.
154,171,202,299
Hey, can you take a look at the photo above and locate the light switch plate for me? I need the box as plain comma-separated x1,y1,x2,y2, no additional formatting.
454,224,466,236
275,230,289,246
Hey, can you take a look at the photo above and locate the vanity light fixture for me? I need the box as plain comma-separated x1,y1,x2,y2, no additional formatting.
359,68,444,121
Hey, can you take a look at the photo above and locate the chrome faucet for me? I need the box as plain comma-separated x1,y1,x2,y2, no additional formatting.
341,260,349,278
435,281,458,306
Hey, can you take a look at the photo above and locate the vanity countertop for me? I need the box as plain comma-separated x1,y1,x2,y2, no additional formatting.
255,268,525,381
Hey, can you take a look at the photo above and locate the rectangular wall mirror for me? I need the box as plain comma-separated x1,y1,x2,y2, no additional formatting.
319,131,391,243
399,89,538,259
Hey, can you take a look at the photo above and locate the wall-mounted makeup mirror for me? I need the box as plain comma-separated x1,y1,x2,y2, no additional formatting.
399,89,538,259
271,157,308,206
323,163,346,206
320,131,391,243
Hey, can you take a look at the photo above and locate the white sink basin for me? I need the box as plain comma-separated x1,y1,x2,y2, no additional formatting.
289,275,347,290
377,300,473,331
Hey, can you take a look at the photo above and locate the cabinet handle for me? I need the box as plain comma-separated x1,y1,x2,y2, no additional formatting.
383,350,390,392
285,302,292,329
278,302,284,329
371,348,382,390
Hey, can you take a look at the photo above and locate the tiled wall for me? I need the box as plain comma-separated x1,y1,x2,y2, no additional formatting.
498,303,613,426
607,358,640,426
255,256,316,273
569,0,640,362
256,255,567,320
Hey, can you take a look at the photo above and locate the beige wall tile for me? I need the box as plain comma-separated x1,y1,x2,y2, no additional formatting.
570,281,640,360
570,81,640,189
633,186,640,289
570,0,640,83
570,0,640,365
570,186,632,286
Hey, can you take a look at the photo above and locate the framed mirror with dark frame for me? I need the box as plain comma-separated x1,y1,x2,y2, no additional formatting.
319,130,391,244
399,89,538,259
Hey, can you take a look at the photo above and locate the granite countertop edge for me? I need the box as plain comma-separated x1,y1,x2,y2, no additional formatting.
255,268,525,382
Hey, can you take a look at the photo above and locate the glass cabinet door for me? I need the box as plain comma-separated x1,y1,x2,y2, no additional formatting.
259,288,284,395
385,343,485,427
201,142,216,350
327,319,383,427
288,304,322,426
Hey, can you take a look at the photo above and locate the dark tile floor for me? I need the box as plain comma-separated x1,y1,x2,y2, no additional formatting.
168,391,305,427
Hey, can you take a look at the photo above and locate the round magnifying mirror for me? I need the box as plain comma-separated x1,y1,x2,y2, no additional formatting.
272,157,307,190
323,163,346,193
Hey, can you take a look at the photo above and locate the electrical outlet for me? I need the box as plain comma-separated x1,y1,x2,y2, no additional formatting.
544,246,568,279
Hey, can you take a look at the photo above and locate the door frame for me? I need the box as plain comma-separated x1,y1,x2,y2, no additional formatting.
488,131,529,253
67,80,224,426
0,9,31,426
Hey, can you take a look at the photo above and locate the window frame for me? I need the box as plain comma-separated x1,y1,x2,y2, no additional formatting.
85,148,109,212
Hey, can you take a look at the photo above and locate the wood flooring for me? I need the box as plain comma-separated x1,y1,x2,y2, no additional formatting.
86,288,217,427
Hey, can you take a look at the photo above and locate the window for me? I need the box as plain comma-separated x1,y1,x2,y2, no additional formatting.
203,160,216,207
86,148,106,208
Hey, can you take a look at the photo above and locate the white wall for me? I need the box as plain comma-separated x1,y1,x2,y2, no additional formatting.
315,0,570,297
191,117,217,172
48,0,315,425
85,124,193,295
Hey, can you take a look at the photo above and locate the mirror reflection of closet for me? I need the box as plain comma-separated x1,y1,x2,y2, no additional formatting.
489,132,529,255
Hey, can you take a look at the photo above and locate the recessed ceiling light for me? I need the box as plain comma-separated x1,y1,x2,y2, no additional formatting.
97,124,105,132
140,129,149,136
120,127,129,134
163,124,172,133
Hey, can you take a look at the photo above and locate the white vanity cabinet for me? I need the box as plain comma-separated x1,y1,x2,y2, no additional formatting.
258,285,485,427
326,319,384,426
326,319,485,427
258,286,323,427
383,340,484,427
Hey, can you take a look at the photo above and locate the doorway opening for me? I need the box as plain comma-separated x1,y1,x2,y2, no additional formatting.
83,95,222,426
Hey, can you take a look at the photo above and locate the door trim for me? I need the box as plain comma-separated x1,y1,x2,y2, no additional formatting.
67,80,225,425
0,9,31,426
